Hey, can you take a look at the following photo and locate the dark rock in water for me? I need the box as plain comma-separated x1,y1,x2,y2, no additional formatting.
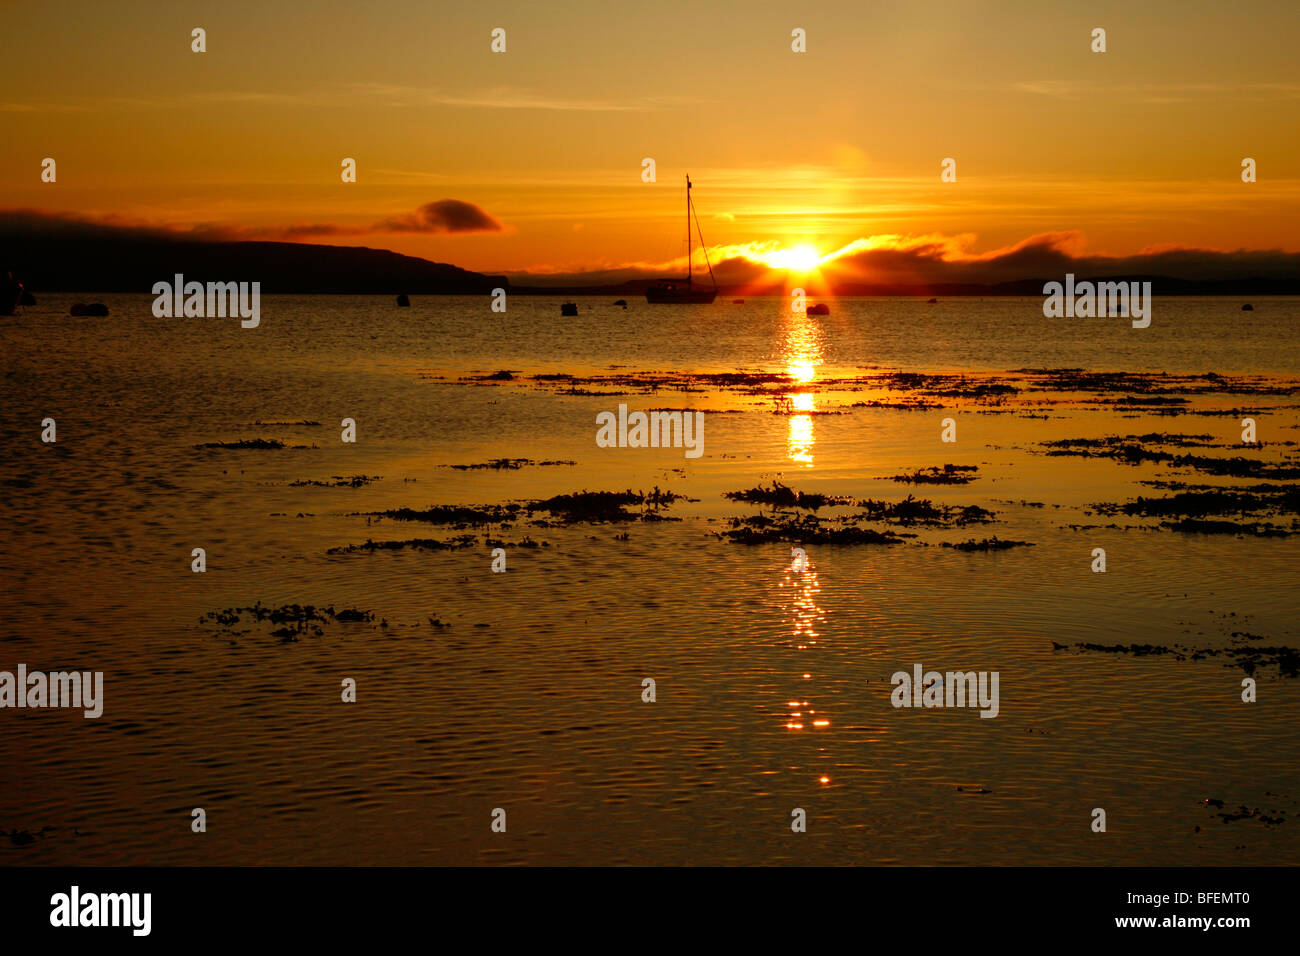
70,302,109,316
327,536,479,555
560,302,578,316
724,480,848,510
887,464,979,485
396,294,410,307
447,458,575,471
194,438,288,450
806,303,830,315
1241,303,1253,311
333,608,374,622
942,536,1034,552
718,513,905,546
19,291,35,306
1053,639,1299,679
613,299,627,307
528,488,686,524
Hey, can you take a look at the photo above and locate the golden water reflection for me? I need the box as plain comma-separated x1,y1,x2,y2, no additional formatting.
780,310,825,467
788,408,814,465
782,555,828,733
776,311,832,740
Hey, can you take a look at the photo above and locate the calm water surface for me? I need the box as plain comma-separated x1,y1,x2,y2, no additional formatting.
1,295,1297,864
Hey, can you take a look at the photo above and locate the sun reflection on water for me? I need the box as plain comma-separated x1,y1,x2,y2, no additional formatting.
788,410,814,465
780,310,825,467
781,556,828,733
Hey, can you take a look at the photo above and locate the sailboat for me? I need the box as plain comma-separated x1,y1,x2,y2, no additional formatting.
646,176,717,304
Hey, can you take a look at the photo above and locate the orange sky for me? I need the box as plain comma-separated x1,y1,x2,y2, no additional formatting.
4,0,1298,276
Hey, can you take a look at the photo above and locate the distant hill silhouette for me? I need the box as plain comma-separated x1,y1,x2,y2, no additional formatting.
3,232,1296,296
0,236,507,294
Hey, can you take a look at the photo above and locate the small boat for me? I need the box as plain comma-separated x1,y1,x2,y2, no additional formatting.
806,303,830,315
396,294,410,307
646,176,717,304
561,302,578,316
0,272,22,316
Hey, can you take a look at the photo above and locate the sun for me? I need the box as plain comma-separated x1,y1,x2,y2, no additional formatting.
765,243,822,273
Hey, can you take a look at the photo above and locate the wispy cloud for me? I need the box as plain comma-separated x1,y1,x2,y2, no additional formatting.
345,82,709,112
187,91,307,106
0,102,88,113
0,92,310,112
1008,80,1300,103
1,83,707,115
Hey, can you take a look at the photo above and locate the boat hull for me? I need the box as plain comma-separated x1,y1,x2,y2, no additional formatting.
1,277,21,316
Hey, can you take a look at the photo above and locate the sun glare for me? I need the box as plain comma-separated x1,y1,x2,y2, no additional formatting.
765,244,822,273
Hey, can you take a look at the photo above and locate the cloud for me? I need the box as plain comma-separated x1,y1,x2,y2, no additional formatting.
1008,80,1300,104
810,232,1300,285
0,101,88,113
373,200,503,234
0,208,182,241
346,83,708,112
0,84,708,116
0,210,363,244
0,200,505,243
507,232,1300,288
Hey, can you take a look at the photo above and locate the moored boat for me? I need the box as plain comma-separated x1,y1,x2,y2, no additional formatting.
646,176,717,304
1,271,22,316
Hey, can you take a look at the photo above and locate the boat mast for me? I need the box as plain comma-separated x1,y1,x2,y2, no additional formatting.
686,175,692,289
691,188,717,291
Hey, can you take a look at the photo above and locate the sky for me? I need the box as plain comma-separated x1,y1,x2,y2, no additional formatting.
3,0,1298,281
